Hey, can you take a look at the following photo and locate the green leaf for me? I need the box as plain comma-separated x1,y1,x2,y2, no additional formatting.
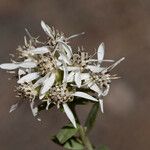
55,124,79,144
85,103,99,133
64,138,84,150
97,145,109,150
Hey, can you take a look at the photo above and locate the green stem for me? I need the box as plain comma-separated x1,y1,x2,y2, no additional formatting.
78,125,94,150
71,105,94,150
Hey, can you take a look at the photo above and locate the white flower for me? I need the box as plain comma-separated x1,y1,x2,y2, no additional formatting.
0,20,124,127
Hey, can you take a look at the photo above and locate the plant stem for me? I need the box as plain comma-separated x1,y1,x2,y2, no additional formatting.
71,105,94,150
78,125,94,150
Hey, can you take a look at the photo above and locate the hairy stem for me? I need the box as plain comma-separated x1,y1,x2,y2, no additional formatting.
78,125,94,150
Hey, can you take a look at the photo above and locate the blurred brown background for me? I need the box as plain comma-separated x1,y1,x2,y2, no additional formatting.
0,0,150,149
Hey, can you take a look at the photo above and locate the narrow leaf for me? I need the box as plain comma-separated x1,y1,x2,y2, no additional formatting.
55,124,78,144
64,138,84,150
85,103,99,133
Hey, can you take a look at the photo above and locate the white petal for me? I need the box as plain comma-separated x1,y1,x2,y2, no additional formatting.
72,92,98,102
58,41,72,59
99,99,104,113
88,82,102,94
19,61,37,68
30,47,49,54
30,100,38,117
67,71,75,82
63,103,77,128
17,72,39,84
80,73,90,80
41,20,53,39
75,72,81,88
40,73,55,94
97,42,105,62
86,65,105,73
56,60,62,67
62,62,68,84
67,66,80,71
86,59,114,63
58,53,72,65
33,73,49,88
0,63,19,70
9,103,18,113
66,32,85,41
106,57,125,72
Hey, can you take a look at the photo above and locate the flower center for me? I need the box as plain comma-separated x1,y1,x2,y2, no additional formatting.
44,85,74,108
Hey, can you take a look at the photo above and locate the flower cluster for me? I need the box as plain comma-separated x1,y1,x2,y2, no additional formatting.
0,21,124,127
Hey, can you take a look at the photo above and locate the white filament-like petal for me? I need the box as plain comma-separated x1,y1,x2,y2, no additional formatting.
99,99,104,113
72,92,98,102
86,65,105,73
86,59,114,63
17,72,39,84
0,63,19,70
66,32,85,41
30,47,49,54
9,103,18,113
63,103,77,128
97,42,105,62
106,57,125,72
40,73,55,94
19,61,37,68
41,21,54,39
75,72,81,88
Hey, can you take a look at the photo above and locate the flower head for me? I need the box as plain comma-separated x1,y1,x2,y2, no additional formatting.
0,21,124,127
